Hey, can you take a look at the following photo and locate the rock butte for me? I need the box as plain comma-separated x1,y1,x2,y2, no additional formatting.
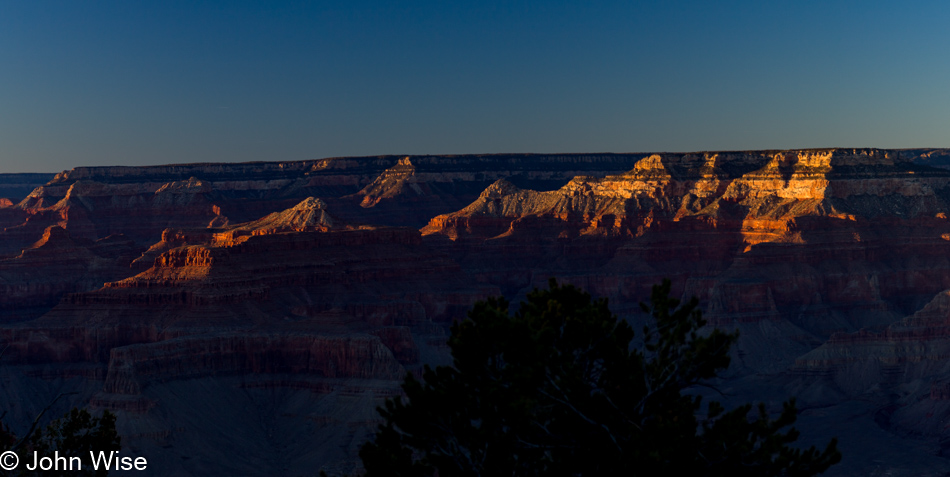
3,148,950,475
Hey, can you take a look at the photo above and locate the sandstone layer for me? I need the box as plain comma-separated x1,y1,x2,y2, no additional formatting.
5,153,656,254
423,150,950,351
2,149,950,475
0,196,495,474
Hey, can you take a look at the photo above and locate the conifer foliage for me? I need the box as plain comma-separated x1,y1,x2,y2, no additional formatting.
360,279,840,476
1,407,120,477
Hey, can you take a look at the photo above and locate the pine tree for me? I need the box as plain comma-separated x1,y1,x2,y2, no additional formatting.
359,279,840,476
1,407,120,477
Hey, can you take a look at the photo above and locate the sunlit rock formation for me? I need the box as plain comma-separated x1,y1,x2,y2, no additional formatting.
2,149,950,475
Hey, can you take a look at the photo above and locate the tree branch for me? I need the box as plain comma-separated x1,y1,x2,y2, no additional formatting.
12,392,79,451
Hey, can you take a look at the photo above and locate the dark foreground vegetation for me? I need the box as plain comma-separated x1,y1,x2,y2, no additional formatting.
0,406,120,477
358,279,841,476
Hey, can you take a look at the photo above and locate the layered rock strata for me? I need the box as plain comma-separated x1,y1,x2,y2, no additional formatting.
3,149,950,475
0,173,55,202
423,150,950,371
5,153,656,255
0,196,495,474
0,226,138,322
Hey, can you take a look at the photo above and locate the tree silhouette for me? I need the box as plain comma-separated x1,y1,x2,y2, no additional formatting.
359,279,840,476
1,407,120,477
1,344,120,477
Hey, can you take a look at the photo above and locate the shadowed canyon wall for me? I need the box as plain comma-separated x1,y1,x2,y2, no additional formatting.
3,149,950,475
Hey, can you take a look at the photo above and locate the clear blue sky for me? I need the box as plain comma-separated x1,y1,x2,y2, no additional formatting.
1,1,949,172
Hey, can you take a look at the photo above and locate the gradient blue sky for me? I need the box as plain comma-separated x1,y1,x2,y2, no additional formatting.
1,1,948,172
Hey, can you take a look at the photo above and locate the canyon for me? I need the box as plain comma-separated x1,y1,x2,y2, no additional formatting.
3,149,950,475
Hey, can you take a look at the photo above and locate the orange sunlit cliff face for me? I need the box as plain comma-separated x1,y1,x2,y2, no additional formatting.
2,148,950,474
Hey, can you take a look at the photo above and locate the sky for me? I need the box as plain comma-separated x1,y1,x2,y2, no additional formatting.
1,1,949,173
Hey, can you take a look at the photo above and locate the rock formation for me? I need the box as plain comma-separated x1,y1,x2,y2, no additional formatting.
0,226,138,322
0,173,55,203
0,194,498,474
423,150,950,351
4,153,658,254
3,149,950,475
